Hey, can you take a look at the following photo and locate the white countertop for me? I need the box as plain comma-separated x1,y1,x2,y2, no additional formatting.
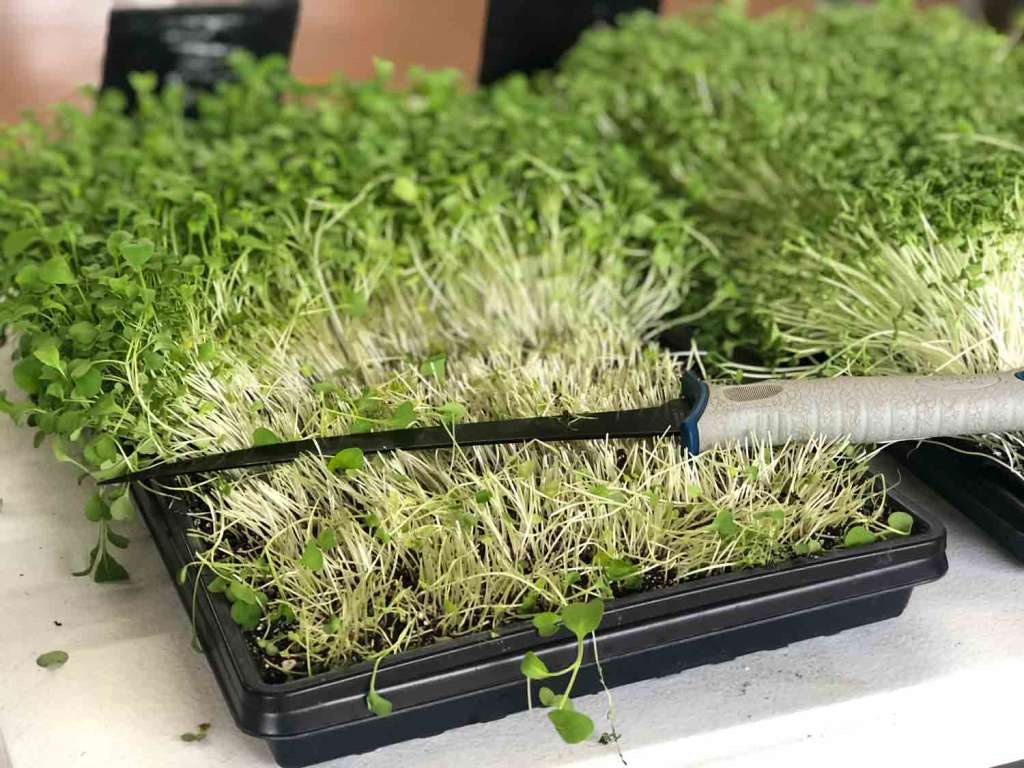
1,352,1022,768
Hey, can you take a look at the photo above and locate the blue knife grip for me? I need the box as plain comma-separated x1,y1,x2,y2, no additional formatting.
680,370,709,455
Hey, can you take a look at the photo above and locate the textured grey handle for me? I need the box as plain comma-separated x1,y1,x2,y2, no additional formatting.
698,371,1024,448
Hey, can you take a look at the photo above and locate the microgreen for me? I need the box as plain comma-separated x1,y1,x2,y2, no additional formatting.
843,526,877,548
887,511,914,535
252,428,282,447
521,599,604,744
366,655,393,717
180,722,211,742
419,353,446,382
327,447,364,473
532,612,561,638
36,650,69,669
299,541,325,572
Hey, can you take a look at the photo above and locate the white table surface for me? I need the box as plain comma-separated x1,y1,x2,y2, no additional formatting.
1,352,1022,768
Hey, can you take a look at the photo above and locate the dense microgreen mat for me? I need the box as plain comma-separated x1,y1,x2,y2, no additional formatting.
555,0,1024,357
0,0,1002,745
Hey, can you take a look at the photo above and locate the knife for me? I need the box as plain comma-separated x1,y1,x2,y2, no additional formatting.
102,369,1024,485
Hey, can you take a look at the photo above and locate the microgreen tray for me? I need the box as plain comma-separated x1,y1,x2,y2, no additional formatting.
133,473,946,767
888,441,1024,562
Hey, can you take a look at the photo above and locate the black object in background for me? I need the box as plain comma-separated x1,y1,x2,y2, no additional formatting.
478,0,660,84
101,0,299,112
980,0,1017,31
889,440,1024,562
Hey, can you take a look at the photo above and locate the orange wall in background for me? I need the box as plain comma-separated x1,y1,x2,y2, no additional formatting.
0,0,952,123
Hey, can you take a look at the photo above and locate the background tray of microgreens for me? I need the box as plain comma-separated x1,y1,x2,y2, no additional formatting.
887,441,1024,562
549,4,1024,558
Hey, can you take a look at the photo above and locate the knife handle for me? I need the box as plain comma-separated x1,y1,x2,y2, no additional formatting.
691,370,1024,451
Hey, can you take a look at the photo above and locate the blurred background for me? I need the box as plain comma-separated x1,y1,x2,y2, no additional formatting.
0,0,987,123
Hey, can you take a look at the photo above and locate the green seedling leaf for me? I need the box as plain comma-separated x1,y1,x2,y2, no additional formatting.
73,545,99,577
388,401,416,429
340,288,368,318
532,612,561,638
757,507,785,526
516,459,537,478
474,489,492,504
328,447,364,472
38,256,75,286
109,492,134,522
300,541,324,571
56,432,81,457
347,418,372,434
273,603,297,624
596,552,640,583
107,529,130,549
367,690,393,717
84,493,110,522
887,511,913,535
197,341,216,363
712,510,740,540
316,529,337,550
438,401,466,424
252,427,281,446
15,263,40,287
326,615,342,634
590,484,626,504
90,434,119,463
391,177,420,204
180,722,210,742
419,353,446,382
793,540,822,556
538,686,558,707
33,345,62,372
73,366,103,398
94,551,129,583
230,600,262,630
844,525,877,548
3,228,37,259
228,581,260,605
122,240,154,270
560,599,604,639
36,650,69,669
207,576,228,593
548,708,594,744
12,357,43,395
68,321,98,347
520,651,552,680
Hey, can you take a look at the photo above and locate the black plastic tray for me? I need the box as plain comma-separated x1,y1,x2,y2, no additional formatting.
101,0,299,113
888,440,1024,562
134,478,946,767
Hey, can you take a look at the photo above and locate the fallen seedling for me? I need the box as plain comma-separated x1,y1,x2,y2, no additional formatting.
35,650,69,670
